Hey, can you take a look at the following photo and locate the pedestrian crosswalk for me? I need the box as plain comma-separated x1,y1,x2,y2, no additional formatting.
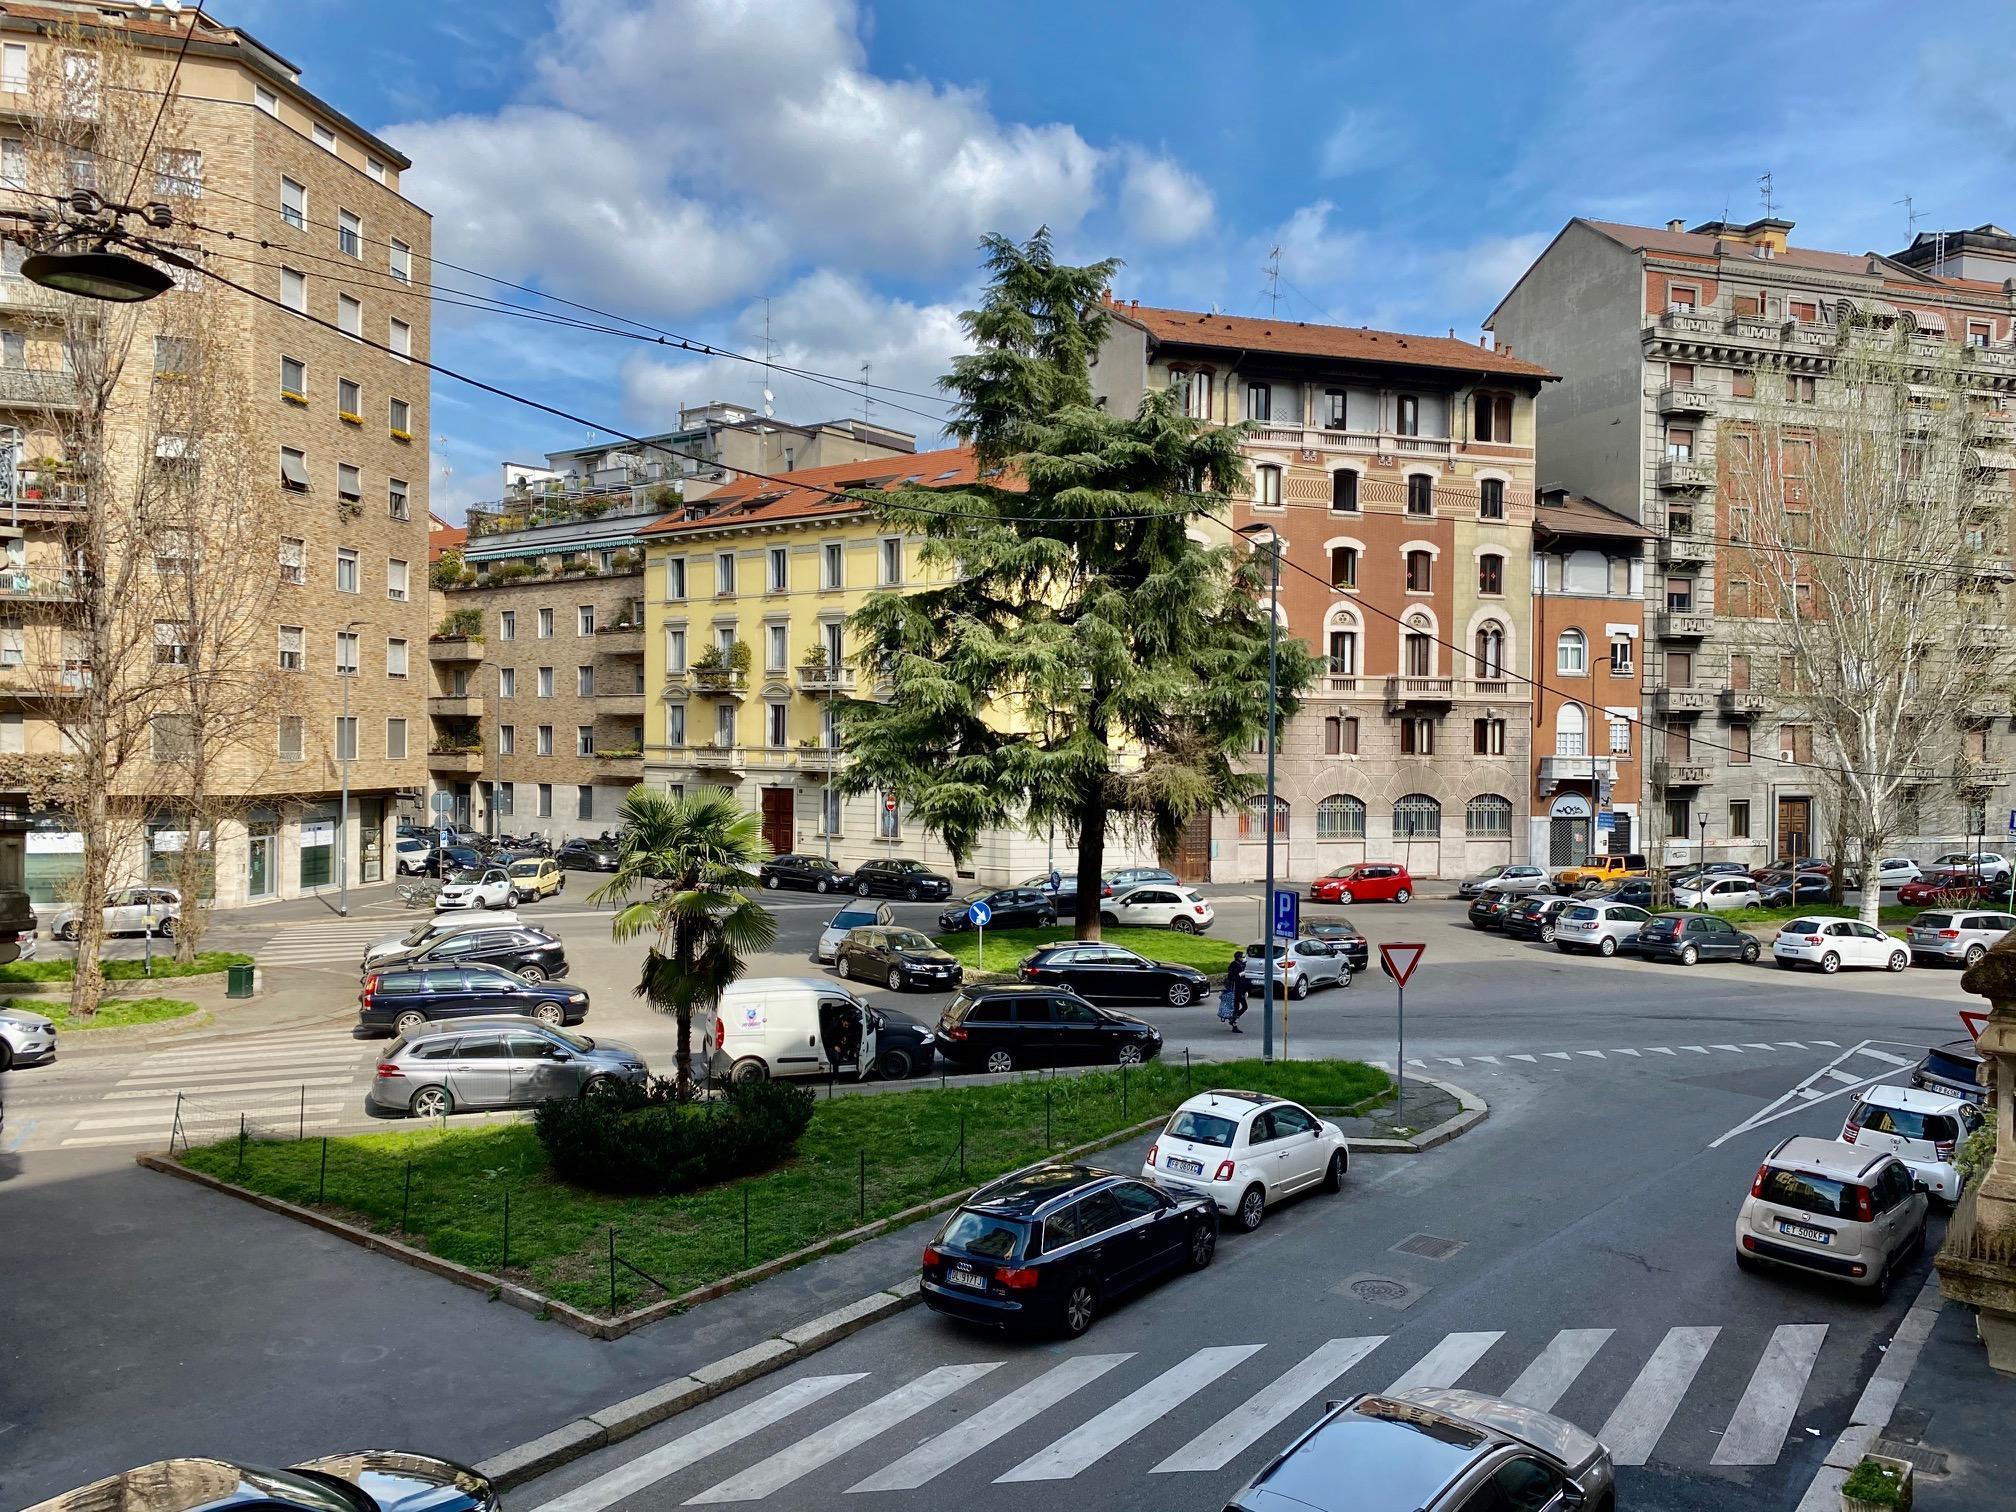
530,1320,1837,1510
1380,1038,1849,1073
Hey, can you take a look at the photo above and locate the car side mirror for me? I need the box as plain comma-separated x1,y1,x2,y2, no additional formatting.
1558,1488,1586,1511
1913,1176,1929,1193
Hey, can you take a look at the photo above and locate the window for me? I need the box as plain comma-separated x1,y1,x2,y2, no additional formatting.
334,717,357,762
1665,425,1693,462
390,319,411,362
313,123,336,152
335,548,358,594
337,462,362,506
576,726,594,757
537,666,554,698
1405,549,1432,593
1729,800,1751,839
1732,368,1755,398
1665,649,1693,689
1326,469,1360,514
880,537,904,584
664,627,686,672
1786,374,1817,404
1474,622,1504,677
1395,394,1419,436
567,664,589,698
253,83,279,116
1787,298,1819,325
279,355,305,398
1666,578,1694,611
338,209,362,258
387,637,408,677
277,716,303,762
386,717,408,760
1323,716,1359,756
1246,381,1271,421
335,630,359,676
500,611,517,641
1471,391,1514,442
766,703,787,747
1473,717,1506,755
1608,716,1630,755
1238,796,1289,839
1667,285,1698,311
1403,629,1432,676
390,238,411,284
498,667,516,699
576,785,594,821
1779,724,1813,763
278,535,304,584
499,725,516,756
148,148,203,200
0,138,22,191
1609,636,1633,675
153,527,195,576
387,558,408,602
768,546,789,592
575,604,595,637
1968,320,1992,349
1478,554,1504,595
1399,717,1435,755
664,704,686,745
1327,628,1358,676
1406,474,1433,516
1665,797,1691,839
1,43,25,92
388,477,409,520
66,147,96,192
280,176,307,230
537,725,554,757
280,267,306,313
537,608,553,638
766,623,787,671
1466,794,1513,837
1329,546,1357,589
337,294,362,339
1478,478,1505,519
1664,722,1692,761
277,625,304,671
1555,702,1587,757
715,551,737,595
1254,465,1282,508
1316,794,1365,839
389,397,410,435
1394,794,1440,837
715,703,738,748
818,541,846,589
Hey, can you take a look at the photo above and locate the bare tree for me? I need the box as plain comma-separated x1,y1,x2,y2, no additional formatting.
1720,312,2016,924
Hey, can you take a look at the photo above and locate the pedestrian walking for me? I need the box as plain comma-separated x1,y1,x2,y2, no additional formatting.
1219,949,1246,1032
1048,865,1062,894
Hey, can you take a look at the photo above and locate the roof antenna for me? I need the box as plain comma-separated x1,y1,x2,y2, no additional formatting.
1896,194,1920,242
1262,245,1282,318
760,295,776,420
859,360,873,421
1758,171,1776,219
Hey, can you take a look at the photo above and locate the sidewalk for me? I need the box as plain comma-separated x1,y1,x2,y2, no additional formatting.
1871,1293,2016,1510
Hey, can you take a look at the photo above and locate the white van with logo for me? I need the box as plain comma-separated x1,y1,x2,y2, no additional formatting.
709,977,879,1085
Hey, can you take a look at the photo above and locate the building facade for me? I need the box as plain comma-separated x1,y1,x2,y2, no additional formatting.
1092,300,1555,880
1490,216,2016,866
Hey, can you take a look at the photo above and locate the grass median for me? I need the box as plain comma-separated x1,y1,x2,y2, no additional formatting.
179,1055,1388,1316
23,995,201,1030
1717,904,1916,930
933,924,1237,977
0,950,251,983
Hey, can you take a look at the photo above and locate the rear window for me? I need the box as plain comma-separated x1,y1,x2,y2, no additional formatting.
1759,1167,1853,1218
1165,1110,1238,1148
1854,1103,1958,1143
831,908,877,929
1783,918,1826,933
1564,906,1597,921
1923,1048,1982,1082
1914,913,1955,929
372,972,422,996
936,1210,1028,1259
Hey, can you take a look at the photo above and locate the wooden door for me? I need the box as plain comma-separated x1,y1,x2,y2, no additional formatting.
760,787,794,857
1162,812,1211,884
1777,798,1811,863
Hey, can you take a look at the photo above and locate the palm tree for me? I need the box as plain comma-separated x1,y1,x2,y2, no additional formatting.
587,787,777,1098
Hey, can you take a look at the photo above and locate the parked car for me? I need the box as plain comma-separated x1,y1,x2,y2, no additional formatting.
1104,865,1180,891
759,853,854,894
1466,891,1516,930
939,886,1056,933
556,837,621,871
1757,871,1832,908
1455,864,1507,899
1634,912,1761,966
919,1163,1213,1336
712,977,933,1082
834,926,964,991
1930,850,2012,885
435,865,518,911
363,911,526,969
1842,1084,1985,1205
423,843,486,878
1307,863,1413,905
1735,1135,1928,1298
1913,1038,1987,1104
375,924,567,981
1144,1088,1349,1230
1016,942,1210,1007
394,836,433,875
1503,892,1578,944
1239,938,1352,999
814,899,894,964
1226,1390,1615,1512
49,886,180,943
1020,872,1114,903
358,963,587,1038
934,984,1162,1073
1899,870,1996,906
1553,900,1651,956
1673,875,1763,911
1478,864,1553,897
852,857,954,901
1100,884,1214,933
1906,908,2016,967
35,1454,500,1512
0,1002,55,1070
1772,917,1908,974
1591,878,1656,910
1298,918,1369,971
507,856,564,901
1863,856,1924,890
367,1017,645,1119
1551,852,1648,891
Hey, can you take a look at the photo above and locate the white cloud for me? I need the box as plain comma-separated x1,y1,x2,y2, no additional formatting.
1435,232,1553,310
1270,201,1365,287
1116,148,1214,245
1317,110,1390,178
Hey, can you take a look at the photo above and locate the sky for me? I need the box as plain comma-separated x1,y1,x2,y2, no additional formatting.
227,0,2016,520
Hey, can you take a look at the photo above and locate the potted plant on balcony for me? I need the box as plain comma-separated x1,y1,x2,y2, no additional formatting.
801,641,830,672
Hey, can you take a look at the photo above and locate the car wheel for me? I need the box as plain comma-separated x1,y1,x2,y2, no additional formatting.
517,965,547,983
1598,935,1617,957
1099,911,1118,927
505,891,521,909
1868,1255,1893,1304
1887,950,1909,973
878,1047,914,1081
1060,1280,1098,1338
157,917,176,939
1322,1150,1346,1193
1186,1222,1216,1271
393,1010,429,1038
816,878,830,894
0,1041,12,1072
838,955,854,980
1679,944,1698,967
1736,1250,1763,1274
984,1048,1015,1074
1170,916,1197,934
409,1085,452,1119
1291,975,1311,1000
1335,889,1354,905
856,881,871,896
58,919,79,942
887,966,906,992
730,1058,769,1084
1820,951,1840,975
1965,943,1986,967
1116,1042,1145,1066
1741,941,1761,963
1039,912,1056,927
1166,980,1194,1007
1394,888,1411,904
533,1002,564,1027
1539,925,1557,944
583,1075,618,1098
764,874,780,890
905,885,921,901
1235,1184,1267,1233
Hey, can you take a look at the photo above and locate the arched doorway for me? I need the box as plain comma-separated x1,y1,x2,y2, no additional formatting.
1549,791,1592,866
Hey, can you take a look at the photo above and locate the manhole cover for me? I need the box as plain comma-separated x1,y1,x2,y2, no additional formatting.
1392,1233,1466,1262
1352,1278,1409,1302
1330,1272,1426,1310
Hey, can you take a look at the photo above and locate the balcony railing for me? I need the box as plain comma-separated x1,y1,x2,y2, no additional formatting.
1652,687,1716,716
689,743,745,771
1243,422,1463,459
1656,458,1712,489
795,663,856,694
427,636,484,663
0,571,77,602
1537,755,1617,787
595,694,646,717
592,747,644,776
1655,611,1714,639
1384,676,1456,708
1719,687,1769,714
1660,533,1715,566
690,667,749,697
1653,760,1711,788
0,367,76,409
427,747,483,775
1652,308,1722,337
792,744,843,770
1469,678,1511,697
0,665,88,699
1657,385,1714,414
428,694,484,719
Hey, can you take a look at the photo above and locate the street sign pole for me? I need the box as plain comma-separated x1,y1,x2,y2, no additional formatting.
967,898,993,974
1379,943,1426,1120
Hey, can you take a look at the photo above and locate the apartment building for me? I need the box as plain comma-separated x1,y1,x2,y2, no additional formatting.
0,1,432,906
1530,488,1652,863
1091,299,1555,880
1490,216,2016,865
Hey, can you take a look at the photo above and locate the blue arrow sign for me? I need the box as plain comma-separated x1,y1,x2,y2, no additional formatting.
967,899,993,928
1271,887,1299,942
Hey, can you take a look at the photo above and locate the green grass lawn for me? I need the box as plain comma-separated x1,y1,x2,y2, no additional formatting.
181,1056,1387,1315
1719,904,1917,929
23,995,201,1030
0,950,251,983
933,924,1237,976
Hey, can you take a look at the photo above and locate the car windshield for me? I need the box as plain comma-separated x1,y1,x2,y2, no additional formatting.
1165,1110,1238,1147
1855,1103,1958,1142
831,909,878,929
1759,1167,1853,1218
449,869,484,884
936,1210,1027,1259
887,930,935,951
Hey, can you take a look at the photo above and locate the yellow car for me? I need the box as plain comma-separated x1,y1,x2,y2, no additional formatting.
1551,852,1649,891
506,856,564,901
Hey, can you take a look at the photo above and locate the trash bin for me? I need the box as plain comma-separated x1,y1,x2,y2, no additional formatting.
225,963,255,999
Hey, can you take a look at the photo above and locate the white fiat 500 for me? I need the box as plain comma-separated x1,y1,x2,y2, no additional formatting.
1142,1089,1349,1233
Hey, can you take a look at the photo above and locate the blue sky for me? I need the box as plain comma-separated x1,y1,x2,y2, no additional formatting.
230,0,2016,518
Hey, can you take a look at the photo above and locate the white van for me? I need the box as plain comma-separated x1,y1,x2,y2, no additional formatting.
709,977,879,1085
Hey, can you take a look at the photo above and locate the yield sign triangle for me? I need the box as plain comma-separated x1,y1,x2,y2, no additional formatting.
1960,1009,1990,1041
1379,942,1426,987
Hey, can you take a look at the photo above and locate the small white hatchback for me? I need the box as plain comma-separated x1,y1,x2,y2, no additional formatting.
1842,1084,1986,1204
1142,1089,1349,1232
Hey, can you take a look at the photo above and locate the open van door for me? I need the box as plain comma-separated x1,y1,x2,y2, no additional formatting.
817,994,877,1079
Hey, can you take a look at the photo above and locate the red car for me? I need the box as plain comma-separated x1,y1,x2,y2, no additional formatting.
1308,863,1414,905
1898,871,1990,906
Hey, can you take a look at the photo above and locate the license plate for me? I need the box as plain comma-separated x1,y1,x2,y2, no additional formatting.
1168,1156,1204,1175
1778,1221,1832,1244
944,1270,987,1290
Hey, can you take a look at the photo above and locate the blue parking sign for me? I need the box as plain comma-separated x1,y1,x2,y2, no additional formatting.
967,899,993,928
1271,887,1298,942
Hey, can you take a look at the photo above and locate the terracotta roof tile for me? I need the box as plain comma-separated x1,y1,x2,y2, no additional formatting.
1533,489,1655,543
428,523,468,562
1109,301,1555,380
638,446,981,536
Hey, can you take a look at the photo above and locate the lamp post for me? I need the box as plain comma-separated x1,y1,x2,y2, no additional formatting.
1238,523,1283,1060
338,619,366,917
1588,651,1618,861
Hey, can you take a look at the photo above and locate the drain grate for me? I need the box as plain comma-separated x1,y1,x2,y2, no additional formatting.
1330,1272,1426,1310
1872,1439,1948,1476
1392,1232,1466,1262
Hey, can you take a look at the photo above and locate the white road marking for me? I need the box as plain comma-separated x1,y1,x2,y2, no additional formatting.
1598,1326,1719,1466
1710,1040,1900,1148
1648,1047,1676,1055
1855,1047,1911,1067
1577,1050,1606,1059
1544,1052,1572,1062
1776,1042,1809,1050
1612,1049,1641,1057
1823,1068,1863,1085
849,1354,1130,1493
1509,1053,1537,1063
1711,1044,1744,1053
1473,1055,1500,1065
1681,1045,1710,1054
1503,1329,1614,1413
1153,1337,1386,1474
1385,1332,1503,1393
1439,1058,1464,1067
1811,1039,1840,1047
1711,1324,1828,1466
996,1345,1261,1483
1742,1043,1776,1051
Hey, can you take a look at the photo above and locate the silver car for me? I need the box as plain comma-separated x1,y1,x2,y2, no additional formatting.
49,886,181,942
365,1016,647,1120
364,911,525,969
0,1003,56,1069
814,899,895,964
1553,901,1652,957
1241,938,1352,999
1906,908,2016,967
1478,864,1553,897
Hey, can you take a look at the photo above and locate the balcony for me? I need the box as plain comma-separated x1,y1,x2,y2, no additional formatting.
793,744,843,771
1384,676,1456,709
0,368,77,410
0,279,70,317
690,667,749,698
427,636,484,663
428,694,484,719
1468,678,1512,698
595,623,645,656
1537,755,1616,790
1652,687,1715,716
1652,308,1721,338
1656,458,1712,490
1659,533,1715,566
1655,611,1714,640
592,747,644,780
1968,446,2016,473
596,694,645,718
796,663,857,694
1323,672,1365,695
689,743,745,773
1245,422,1460,460
1653,760,1711,788
1657,385,1714,414
0,571,77,603
428,748,483,776
1963,624,2016,651
0,666,88,702
1720,687,1769,714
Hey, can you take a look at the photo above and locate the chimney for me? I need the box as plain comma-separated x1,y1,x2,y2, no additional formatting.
1666,219,1686,233
1130,299,1139,311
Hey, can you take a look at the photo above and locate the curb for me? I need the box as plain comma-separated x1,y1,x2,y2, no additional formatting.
1794,1273,1944,1512
1345,1075,1488,1154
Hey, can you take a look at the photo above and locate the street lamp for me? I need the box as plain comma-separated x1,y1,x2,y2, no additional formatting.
338,619,367,917
1237,522,1283,1060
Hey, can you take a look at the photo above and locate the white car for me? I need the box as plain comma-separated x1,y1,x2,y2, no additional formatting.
1552,900,1651,957
1736,1136,1928,1298
394,837,433,875
1930,851,2011,885
814,899,894,964
1100,884,1215,933
1772,917,1908,973
0,1003,56,1070
1143,1089,1349,1232
1673,876,1763,911
1239,938,1352,999
1842,1084,1986,1205
1862,857,1922,891
50,886,181,942
1480,864,1553,896
363,911,525,969
434,865,517,911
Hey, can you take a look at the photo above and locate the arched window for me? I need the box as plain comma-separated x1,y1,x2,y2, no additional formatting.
1555,701,1587,757
1331,470,1359,513
1253,464,1282,507
1406,549,1432,592
1403,618,1433,676
1466,794,1513,837
1478,553,1504,595
1238,795,1289,839
1326,612,1360,675
1393,793,1441,837
1317,793,1366,840
1556,627,1587,673
1329,545,1358,589
1474,621,1505,678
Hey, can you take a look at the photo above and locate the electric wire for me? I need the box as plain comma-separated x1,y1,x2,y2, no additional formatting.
120,1,205,205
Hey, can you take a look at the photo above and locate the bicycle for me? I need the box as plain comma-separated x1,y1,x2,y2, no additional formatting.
397,879,442,909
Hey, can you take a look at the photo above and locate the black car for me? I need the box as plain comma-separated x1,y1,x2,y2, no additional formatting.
1913,1037,1987,1104
760,853,854,894
869,1005,939,1080
556,838,620,871
423,843,485,877
835,926,965,991
1467,892,1515,930
376,924,568,981
1298,919,1370,972
935,984,1162,1073
1635,911,1761,965
921,1163,1215,1336
38,1454,499,1512
940,886,1058,933
853,857,954,901
1593,878,1655,910
1503,893,1576,943
1017,942,1210,1008
1760,872,1832,907
359,962,588,1037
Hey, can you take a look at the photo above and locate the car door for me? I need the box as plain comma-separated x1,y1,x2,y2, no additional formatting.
1245,1110,1287,1193
1108,1180,1186,1279
444,1032,514,1108
456,964,521,1017
506,1031,581,1106
1008,995,1060,1065
1049,995,1110,1063
1849,921,1893,966
1288,940,1330,988
1266,1103,1328,1190
1098,946,1160,1002
1069,1189,1138,1291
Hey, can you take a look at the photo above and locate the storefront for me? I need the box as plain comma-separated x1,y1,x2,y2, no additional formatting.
358,797,385,883
246,807,277,900
298,803,338,889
